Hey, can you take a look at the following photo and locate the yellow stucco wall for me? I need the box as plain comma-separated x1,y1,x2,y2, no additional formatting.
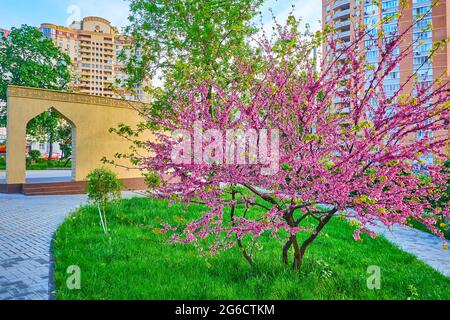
6,85,151,184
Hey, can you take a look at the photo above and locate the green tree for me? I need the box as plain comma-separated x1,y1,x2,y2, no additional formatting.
26,109,61,160
120,0,264,115
56,120,73,159
0,25,71,159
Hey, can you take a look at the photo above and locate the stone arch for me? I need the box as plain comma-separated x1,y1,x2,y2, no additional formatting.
24,106,77,181
3,85,153,190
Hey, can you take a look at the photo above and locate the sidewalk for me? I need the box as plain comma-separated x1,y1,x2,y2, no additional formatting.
368,222,450,277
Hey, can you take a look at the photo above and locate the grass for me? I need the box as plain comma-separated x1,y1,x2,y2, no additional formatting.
0,159,72,171
53,197,450,300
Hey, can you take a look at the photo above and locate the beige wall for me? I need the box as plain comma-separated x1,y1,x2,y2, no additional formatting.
6,85,150,184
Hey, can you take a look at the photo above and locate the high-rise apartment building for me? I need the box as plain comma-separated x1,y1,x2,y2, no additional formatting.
322,0,449,158
40,17,149,102
0,28,11,141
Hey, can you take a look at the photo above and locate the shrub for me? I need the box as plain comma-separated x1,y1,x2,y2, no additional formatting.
29,162,47,170
86,168,123,234
29,149,41,162
25,157,32,168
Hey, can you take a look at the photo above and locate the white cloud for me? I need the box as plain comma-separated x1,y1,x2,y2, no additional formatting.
279,0,322,31
260,0,322,36
68,0,130,30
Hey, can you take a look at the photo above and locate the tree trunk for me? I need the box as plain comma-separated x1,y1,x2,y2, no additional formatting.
238,240,255,267
292,236,302,271
60,144,65,159
230,189,254,266
282,238,293,265
47,132,54,162
292,209,338,272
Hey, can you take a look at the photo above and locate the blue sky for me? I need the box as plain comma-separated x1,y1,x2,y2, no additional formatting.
0,0,322,32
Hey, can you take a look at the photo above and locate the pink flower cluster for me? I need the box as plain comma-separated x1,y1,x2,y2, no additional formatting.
136,14,449,262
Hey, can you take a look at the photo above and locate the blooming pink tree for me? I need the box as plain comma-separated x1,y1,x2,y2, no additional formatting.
129,4,449,271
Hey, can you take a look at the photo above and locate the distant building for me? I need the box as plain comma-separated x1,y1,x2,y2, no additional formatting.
40,17,150,102
0,127,6,142
322,0,449,158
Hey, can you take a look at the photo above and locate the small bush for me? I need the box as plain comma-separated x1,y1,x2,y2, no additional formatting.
86,167,123,234
29,149,41,162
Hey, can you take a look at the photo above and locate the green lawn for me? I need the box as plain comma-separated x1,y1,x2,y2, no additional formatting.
0,160,72,171
53,197,450,300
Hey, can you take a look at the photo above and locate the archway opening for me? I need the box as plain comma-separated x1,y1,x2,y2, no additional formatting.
24,108,76,183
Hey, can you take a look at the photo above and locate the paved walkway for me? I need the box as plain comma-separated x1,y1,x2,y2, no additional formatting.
0,192,143,300
368,222,450,277
0,193,88,300
0,170,72,183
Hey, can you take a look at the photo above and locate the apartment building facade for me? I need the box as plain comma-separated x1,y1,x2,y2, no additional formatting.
322,0,449,159
40,16,149,102
0,29,10,142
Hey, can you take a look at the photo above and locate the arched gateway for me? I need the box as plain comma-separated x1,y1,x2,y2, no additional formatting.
1,86,150,194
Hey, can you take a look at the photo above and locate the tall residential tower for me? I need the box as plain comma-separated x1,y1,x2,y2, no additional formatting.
322,0,449,158
40,17,149,102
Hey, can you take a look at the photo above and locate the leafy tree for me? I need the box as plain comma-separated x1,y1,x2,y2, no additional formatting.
132,4,449,272
0,25,71,158
26,109,61,160
120,0,264,116
56,121,73,159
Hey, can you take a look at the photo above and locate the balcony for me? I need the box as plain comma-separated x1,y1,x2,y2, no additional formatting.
333,9,350,20
333,0,350,10
339,30,351,40
334,19,351,30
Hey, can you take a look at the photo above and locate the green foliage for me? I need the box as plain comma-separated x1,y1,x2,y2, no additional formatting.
25,157,32,168
0,25,72,159
120,0,264,114
26,109,62,160
28,149,41,162
87,168,123,235
53,197,450,300
86,168,123,207
0,160,72,171
0,25,71,126
109,0,265,169
144,171,161,189
410,160,450,239
0,157,72,170
434,159,450,210
26,109,60,143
